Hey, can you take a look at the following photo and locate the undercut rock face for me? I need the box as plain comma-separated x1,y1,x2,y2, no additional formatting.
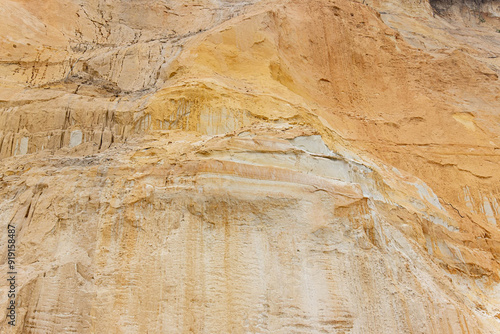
0,0,499,333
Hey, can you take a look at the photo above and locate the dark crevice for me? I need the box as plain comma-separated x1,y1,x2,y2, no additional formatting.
430,0,498,20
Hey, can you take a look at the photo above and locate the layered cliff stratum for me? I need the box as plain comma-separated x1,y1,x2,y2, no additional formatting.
1,0,500,333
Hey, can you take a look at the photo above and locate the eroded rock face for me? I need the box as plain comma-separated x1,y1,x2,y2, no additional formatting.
429,0,500,24
0,0,499,333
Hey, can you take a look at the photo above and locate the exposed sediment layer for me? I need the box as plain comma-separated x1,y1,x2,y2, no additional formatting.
0,0,499,333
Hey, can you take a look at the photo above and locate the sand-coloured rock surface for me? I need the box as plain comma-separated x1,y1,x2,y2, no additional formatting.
0,0,499,333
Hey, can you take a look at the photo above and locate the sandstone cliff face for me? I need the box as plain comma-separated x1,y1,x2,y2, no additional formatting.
1,0,499,333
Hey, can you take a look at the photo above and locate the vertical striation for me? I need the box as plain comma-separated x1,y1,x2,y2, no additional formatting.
0,0,499,333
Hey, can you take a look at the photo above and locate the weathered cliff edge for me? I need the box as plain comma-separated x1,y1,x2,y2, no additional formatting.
0,0,499,333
